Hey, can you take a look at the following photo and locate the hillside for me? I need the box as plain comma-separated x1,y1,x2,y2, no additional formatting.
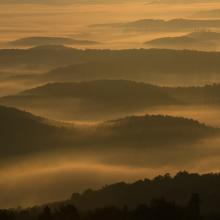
62,172,220,214
91,18,220,32
2,81,220,121
0,105,74,158
8,36,98,47
0,105,217,161
1,47,220,76
40,49,220,85
145,31,220,50
3,48,220,98
0,80,180,120
165,83,220,105
96,115,217,148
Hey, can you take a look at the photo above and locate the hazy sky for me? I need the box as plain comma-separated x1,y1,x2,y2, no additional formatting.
0,0,219,43
0,0,219,3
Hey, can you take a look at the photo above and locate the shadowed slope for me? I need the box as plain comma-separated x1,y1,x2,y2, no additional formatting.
0,80,180,120
145,31,220,50
2,81,220,121
0,105,217,161
0,105,74,158
62,172,220,214
8,36,98,47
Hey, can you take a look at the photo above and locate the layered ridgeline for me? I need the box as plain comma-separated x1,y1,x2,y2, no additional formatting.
1,47,220,81
51,172,220,215
0,80,180,120
7,36,98,48
0,105,217,161
144,31,220,51
90,18,220,32
3,47,220,98
36,49,220,85
3,172,220,219
1,80,220,121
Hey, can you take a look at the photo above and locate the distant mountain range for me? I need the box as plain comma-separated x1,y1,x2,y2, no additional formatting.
7,36,98,48
1,80,220,121
1,47,220,81
145,31,220,50
91,18,220,33
2,47,220,100
40,49,220,85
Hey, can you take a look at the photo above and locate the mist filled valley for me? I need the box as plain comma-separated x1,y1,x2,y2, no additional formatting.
2,1,220,219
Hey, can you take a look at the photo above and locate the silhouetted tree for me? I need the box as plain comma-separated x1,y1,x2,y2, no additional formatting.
55,205,80,220
38,206,52,220
187,193,200,220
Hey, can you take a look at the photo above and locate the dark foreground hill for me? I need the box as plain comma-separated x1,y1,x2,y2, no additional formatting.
3,172,220,220
63,172,220,214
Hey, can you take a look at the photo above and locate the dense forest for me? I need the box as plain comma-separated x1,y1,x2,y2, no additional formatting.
2,172,220,220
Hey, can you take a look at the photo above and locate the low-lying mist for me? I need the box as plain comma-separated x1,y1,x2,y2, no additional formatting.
1,134,220,209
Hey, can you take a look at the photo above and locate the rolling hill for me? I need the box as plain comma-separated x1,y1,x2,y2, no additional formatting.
96,114,217,148
0,80,179,120
58,172,220,214
145,31,220,50
1,47,220,85
8,36,98,47
0,105,75,158
2,80,220,121
91,18,220,33
38,49,220,86
0,105,217,161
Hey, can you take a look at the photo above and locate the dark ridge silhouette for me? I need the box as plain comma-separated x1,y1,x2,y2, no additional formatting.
1,47,220,76
96,115,217,148
187,31,220,40
0,105,75,158
20,80,179,105
0,80,178,118
0,192,203,220
40,49,220,85
2,172,216,219
2,80,220,121
144,31,220,50
91,18,220,32
8,36,98,47
60,172,220,215
0,105,217,161
164,83,220,105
